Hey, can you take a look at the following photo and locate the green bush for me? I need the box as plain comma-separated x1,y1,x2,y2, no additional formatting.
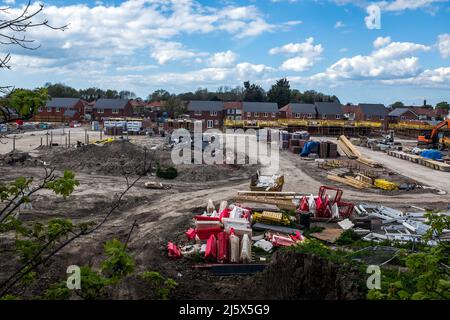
156,164,178,180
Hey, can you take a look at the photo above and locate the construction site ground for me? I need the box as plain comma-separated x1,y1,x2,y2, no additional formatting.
1,129,449,299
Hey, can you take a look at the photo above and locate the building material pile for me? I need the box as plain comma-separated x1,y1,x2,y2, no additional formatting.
250,172,284,192
387,150,450,172
354,204,449,245
337,135,382,168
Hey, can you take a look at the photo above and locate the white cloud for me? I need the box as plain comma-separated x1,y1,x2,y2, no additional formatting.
378,0,449,12
437,34,450,58
270,37,323,72
310,39,430,81
334,21,345,28
150,41,207,65
373,36,392,48
207,51,238,67
380,67,450,87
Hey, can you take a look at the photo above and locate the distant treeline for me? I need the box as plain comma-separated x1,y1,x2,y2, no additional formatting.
43,78,341,108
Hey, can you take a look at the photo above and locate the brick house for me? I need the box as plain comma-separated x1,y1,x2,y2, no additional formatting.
187,100,224,129
388,108,418,122
36,97,85,122
358,103,388,121
342,105,361,121
92,99,134,120
314,102,344,120
242,102,278,121
224,101,243,121
279,103,316,119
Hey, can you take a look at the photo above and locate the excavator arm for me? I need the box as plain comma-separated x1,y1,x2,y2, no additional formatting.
418,119,450,145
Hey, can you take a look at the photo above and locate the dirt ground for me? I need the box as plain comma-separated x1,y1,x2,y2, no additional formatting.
1,132,449,299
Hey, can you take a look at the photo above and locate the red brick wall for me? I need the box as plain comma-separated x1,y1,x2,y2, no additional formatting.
189,111,224,129
242,111,278,121
34,100,84,122
93,102,134,120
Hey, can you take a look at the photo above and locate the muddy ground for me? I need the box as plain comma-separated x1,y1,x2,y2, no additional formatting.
1,136,449,300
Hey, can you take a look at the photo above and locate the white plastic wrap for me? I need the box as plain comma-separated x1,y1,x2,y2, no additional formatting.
207,199,215,213
229,234,240,263
219,201,228,213
240,234,252,263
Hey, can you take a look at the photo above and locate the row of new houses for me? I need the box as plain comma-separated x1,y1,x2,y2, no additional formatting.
32,98,448,128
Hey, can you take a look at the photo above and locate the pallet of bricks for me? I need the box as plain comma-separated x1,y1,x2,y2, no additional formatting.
319,141,338,158
289,139,307,154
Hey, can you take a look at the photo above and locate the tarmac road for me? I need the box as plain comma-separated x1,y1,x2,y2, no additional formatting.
356,146,450,194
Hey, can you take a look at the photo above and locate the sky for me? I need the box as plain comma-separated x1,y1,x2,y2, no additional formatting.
0,0,449,105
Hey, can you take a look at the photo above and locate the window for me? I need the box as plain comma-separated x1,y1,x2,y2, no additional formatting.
210,111,218,116
47,107,52,112
380,116,385,120
263,112,269,117
56,107,61,112
336,115,341,120
236,116,242,120
247,112,251,117
253,112,259,117
112,109,119,114
207,120,213,128
195,111,202,116
367,116,371,120
236,109,242,115
401,116,405,120
322,114,327,119
308,113,313,119
295,113,301,118
227,109,234,114
38,107,43,113
227,116,234,120
272,113,276,118
97,108,104,114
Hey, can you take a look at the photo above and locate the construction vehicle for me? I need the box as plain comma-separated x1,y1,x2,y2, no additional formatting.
418,119,450,150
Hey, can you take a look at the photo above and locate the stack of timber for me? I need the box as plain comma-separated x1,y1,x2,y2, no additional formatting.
387,150,450,172
236,191,300,211
327,175,373,190
337,135,382,168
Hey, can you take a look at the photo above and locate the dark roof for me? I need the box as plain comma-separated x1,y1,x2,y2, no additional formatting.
314,102,343,115
358,103,388,116
242,102,278,113
388,108,417,117
46,98,80,109
94,99,130,109
187,101,223,112
289,103,316,114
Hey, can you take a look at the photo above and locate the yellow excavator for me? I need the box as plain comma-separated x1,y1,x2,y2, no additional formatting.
417,119,450,150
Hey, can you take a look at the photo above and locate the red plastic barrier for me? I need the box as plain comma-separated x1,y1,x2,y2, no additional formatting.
218,208,230,222
217,231,229,263
205,234,217,261
195,227,222,240
299,196,309,212
185,228,197,240
194,216,221,221
167,242,182,258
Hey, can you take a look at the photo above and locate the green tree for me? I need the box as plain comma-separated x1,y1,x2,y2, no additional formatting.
149,89,171,102
391,101,404,108
243,81,266,102
5,88,49,122
45,83,80,98
436,101,450,110
267,78,291,108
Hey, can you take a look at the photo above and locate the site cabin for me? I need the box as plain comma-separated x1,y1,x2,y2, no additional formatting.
314,102,344,120
187,100,224,130
279,103,316,120
241,102,279,122
92,99,134,120
35,97,85,122
388,108,418,123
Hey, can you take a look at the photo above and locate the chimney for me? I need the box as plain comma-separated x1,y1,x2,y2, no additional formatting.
423,99,427,107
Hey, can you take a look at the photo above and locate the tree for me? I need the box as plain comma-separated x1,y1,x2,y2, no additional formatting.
267,78,291,108
1,88,49,124
0,1,67,94
391,101,404,108
243,81,266,102
436,101,450,111
105,90,119,99
148,89,171,102
119,91,136,100
164,97,187,116
45,83,80,98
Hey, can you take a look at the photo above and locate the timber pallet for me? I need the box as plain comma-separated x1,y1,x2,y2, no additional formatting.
387,150,450,172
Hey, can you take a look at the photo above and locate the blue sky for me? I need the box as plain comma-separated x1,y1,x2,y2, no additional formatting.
1,0,449,105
